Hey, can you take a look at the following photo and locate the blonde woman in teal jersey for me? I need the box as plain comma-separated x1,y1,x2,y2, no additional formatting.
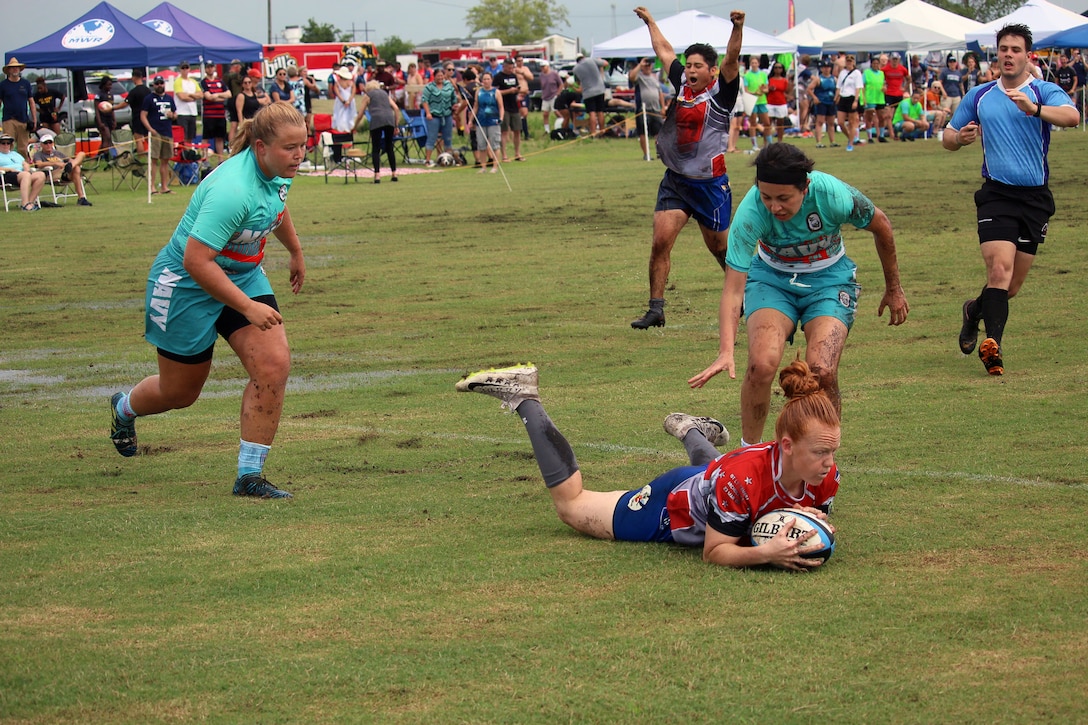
109,102,308,499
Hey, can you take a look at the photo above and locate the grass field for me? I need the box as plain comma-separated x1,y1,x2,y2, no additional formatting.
2,125,1088,723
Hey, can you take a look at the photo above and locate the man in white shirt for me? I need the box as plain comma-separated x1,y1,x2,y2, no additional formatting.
173,61,200,142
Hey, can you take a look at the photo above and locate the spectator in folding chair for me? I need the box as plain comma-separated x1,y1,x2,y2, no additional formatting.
355,79,401,183
0,132,46,211
31,129,92,206
141,76,178,195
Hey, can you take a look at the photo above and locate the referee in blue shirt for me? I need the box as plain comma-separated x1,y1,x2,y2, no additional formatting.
943,23,1079,376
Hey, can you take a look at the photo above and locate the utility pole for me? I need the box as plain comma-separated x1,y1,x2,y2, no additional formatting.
850,0,855,25
267,0,272,44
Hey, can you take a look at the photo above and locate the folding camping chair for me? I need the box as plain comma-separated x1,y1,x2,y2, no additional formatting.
27,140,79,206
396,110,428,165
320,131,368,183
309,113,333,164
1,170,22,212
104,128,146,190
170,126,208,187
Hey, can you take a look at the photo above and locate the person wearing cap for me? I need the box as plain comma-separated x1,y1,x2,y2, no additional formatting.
538,61,562,134
943,23,1079,377
224,59,246,138
141,76,178,194
629,7,744,330
808,59,839,148
882,53,910,140
173,61,201,143
689,142,909,445
482,56,502,78
938,54,964,117
108,102,308,500
200,61,231,158
834,55,863,151
31,130,92,205
493,59,524,160
0,131,46,210
1,57,36,154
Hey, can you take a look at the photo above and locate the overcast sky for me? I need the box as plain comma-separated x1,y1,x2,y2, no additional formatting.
5,0,1087,65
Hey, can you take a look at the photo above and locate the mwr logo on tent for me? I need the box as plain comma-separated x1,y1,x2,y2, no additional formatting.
143,19,175,37
62,20,116,49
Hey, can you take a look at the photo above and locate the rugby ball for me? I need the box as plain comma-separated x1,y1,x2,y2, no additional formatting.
436,151,455,167
750,508,835,563
98,101,114,113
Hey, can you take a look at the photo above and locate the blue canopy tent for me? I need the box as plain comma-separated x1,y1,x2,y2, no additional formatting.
138,2,263,63
1035,23,1088,48
8,1,200,68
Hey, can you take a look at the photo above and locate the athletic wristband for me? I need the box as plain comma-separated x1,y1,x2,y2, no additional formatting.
1034,103,1043,117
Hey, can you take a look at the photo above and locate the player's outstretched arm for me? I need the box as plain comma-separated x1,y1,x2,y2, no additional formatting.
721,11,745,83
689,267,746,387
634,7,676,70
866,208,909,325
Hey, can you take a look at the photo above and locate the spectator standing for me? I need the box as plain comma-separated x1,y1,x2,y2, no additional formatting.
882,53,909,139
200,62,231,158
286,66,306,119
1,57,36,154
572,54,608,137
127,68,152,144
862,55,887,143
223,59,246,139
141,75,177,195
373,60,402,93
835,55,863,151
405,63,424,109
943,23,1079,376
482,56,503,78
330,67,356,132
743,56,771,150
473,72,503,171
493,59,524,161
961,53,982,96
1053,54,1078,105
939,55,964,117
94,76,126,154
354,80,401,183
629,6,743,330
909,55,930,97
766,61,791,143
795,55,814,136
0,131,46,211
809,59,839,147
421,67,456,166
33,76,62,134
629,58,665,159
300,67,320,134
173,61,200,142
538,61,562,133
513,56,534,140
32,129,92,205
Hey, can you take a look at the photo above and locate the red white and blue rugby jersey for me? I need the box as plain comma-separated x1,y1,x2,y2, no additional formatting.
666,442,839,546
656,59,739,179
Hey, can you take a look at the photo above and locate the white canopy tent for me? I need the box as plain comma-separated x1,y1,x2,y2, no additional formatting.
965,0,1088,49
776,18,836,55
824,18,972,52
823,0,985,52
591,10,797,57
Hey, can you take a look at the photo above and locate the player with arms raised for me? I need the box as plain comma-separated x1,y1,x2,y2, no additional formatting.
630,7,744,329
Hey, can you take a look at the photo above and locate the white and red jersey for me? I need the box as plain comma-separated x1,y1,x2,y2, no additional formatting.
656,59,739,179
665,442,839,546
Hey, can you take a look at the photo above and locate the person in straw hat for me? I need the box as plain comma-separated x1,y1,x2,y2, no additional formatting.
1,57,37,154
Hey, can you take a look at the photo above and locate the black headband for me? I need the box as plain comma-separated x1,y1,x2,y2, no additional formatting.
755,165,809,187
